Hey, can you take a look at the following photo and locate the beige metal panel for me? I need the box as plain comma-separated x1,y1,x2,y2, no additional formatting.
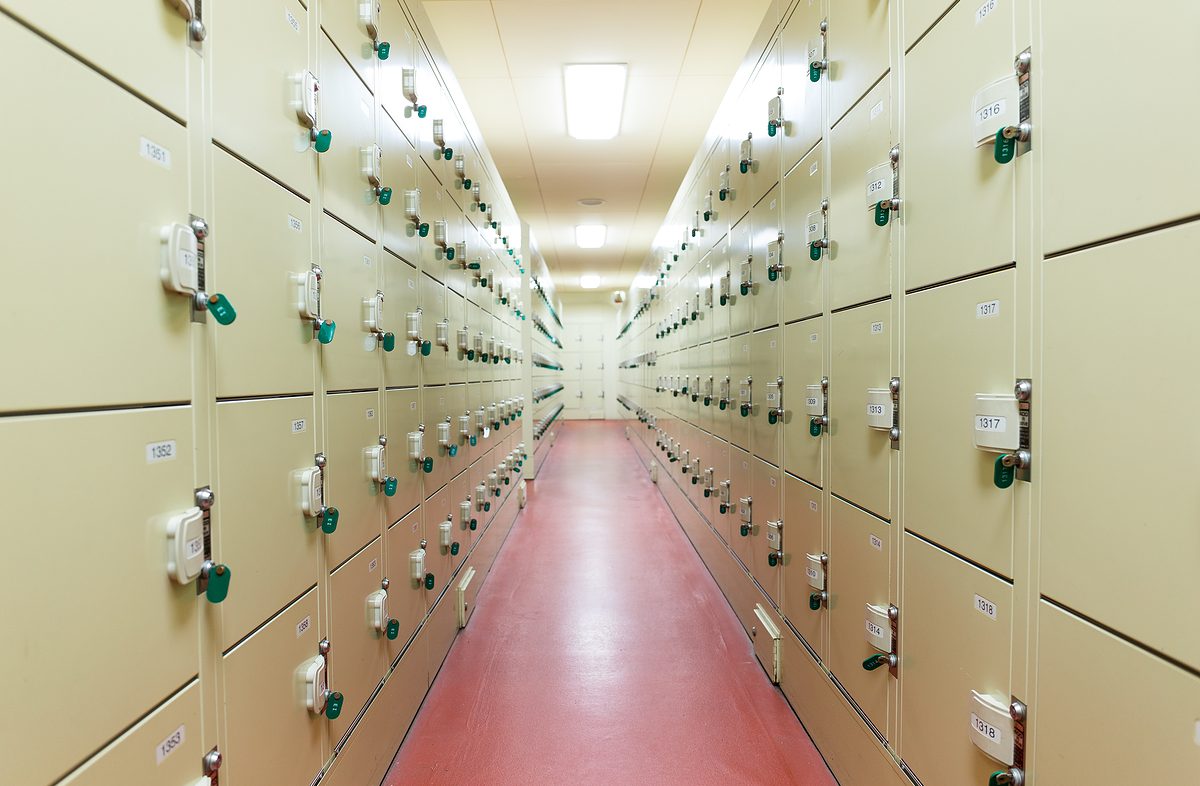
417,168,449,281
418,273,448,386
901,0,952,50
899,534,1012,786
211,0,316,196
781,142,825,324
728,447,754,569
319,33,379,239
711,337,732,443
749,458,784,605
727,216,753,337
378,1,419,148
748,42,783,207
211,151,316,398
426,573,463,677
903,269,1015,575
730,334,754,452
780,1,824,175
383,388,423,522
829,76,893,310
415,49,448,172
319,0,378,94
750,187,783,331
0,21,191,413
423,485,457,590
58,681,201,785
750,327,783,467
1041,4,1200,253
1034,602,1200,783
902,0,1015,290
2,408,198,786
3,1,189,121
380,116,420,266
320,214,383,391
447,291,469,384
384,508,428,656
781,474,824,656
707,436,731,533
829,300,892,519
1042,226,1200,669
783,317,824,487
328,537,389,740
383,251,421,390
443,212,470,299
827,497,891,737
694,255,714,346
216,396,320,649
827,0,891,125
222,590,324,785
325,391,384,568
420,385,456,493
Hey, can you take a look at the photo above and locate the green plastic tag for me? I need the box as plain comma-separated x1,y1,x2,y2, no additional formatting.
450,542,460,556
691,476,698,485
208,293,237,325
467,350,475,361
376,41,390,60
767,268,778,282
382,332,396,352
994,455,1015,489
719,503,728,514
378,187,393,206
205,563,231,604
418,223,429,237
874,201,891,227
448,444,458,457
386,619,399,640
810,243,822,261
704,397,711,406
810,419,822,437
416,105,427,118
464,178,472,188
444,148,454,161
446,246,456,261
321,507,340,534
810,593,822,611
424,573,435,590
467,262,481,270
740,404,750,418
483,501,490,513
704,489,711,498
469,435,477,446
325,692,344,719
862,654,889,671
719,400,727,411
703,211,711,221
314,129,332,153
470,518,478,530
768,410,778,425
994,128,1016,164
767,123,777,138
739,161,749,174
740,524,749,537
422,457,434,474
768,552,778,566
719,295,728,307
384,477,397,497
809,64,821,82
421,340,432,356
719,189,727,202
318,320,336,345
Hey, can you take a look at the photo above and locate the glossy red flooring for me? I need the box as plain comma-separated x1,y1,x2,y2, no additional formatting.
383,421,834,785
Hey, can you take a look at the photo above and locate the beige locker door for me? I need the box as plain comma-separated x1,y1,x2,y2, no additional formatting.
711,338,733,444
780,2,824,176
222,591,325,785
216,396,321,649
318,33,379,240
902,0,1016,291
383,251,421,389
446,291,469,385
903,268,1016,576
414,49,447,171
418,273,448,386
829,76,894,311
730,335,754,452
695,257,714,346
827,497,891,736
328,537,388,741
212,151,316,399
319,0,378,93
827,0,891,126
709,239,732,342
783,317,824,487
3,409,198,786
693,340,714,436
728,215,754,337
781,143,825,324
380,117,420,266
750,328,783,467
443,212,470,300
417,171,448,281
2,1,189,121
450,470,474,565
708,437,731,536
424,485,457,590
211,0,316,197
729,447,754,562
830,300,893,520
1034,602,1200,783
383,388,423,522
58,682,201,785
750,459,784,606
748,43,783,207
899,535,1013,786
419,385,455,492
384,508,428,654
377,2,419,148
320,214,383,391
0,22,191,413
325,391,384,568
1042,225,1200,670
782,474,825,658
751,187,783,332
1041,4,1200,253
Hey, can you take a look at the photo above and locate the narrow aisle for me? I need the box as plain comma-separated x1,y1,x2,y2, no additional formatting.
384,422,834,785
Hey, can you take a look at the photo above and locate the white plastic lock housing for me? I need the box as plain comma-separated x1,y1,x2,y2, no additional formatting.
298,269,321,320
409,548,426,581
407,431,423,461
161,223,199,295
439,519,452,547
302,655,329,715
298,466,323,517
366,292,384,333
406,310,421,341
367,444,387,483
165,507,206,585
437,420,451,447
359,0,380,38
969,691,1016,765
361,144,382,186
865,604,892,651
973,394,1020,452
367,588,388,633
805,553,827,590
293,71,319,129
866,388,893,430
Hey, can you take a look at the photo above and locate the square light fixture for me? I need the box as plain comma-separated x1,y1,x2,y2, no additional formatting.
575,224,606,249
579,274,601,289
564,64,627,140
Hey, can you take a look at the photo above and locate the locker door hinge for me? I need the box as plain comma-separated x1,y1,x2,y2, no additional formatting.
203,746,222,785
889,377,901,450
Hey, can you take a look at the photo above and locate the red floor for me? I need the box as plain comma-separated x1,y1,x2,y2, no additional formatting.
383,421,835,786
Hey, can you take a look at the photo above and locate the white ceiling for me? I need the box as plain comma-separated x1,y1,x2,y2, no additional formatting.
420,0,771,292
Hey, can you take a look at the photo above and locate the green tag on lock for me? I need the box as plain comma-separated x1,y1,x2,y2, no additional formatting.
318,320,336,344
479,278,488,287
504,476,510,485
448,444,458,457
325,692,344,719
205,563,232,603
862,654,889,671
989,773,1008,786
382,332,396,352
416,105,427,119
768,410,778,425
704,397,711,406
384,477,397,497
809,593,822,611
484,501,491,512
505,357,511,364
739,524,750,537
809,64,821,82
739,161,749,174
994,455,1015,489
994,128,1017,164
703,211,711,221
422,457,434,474
421,340,432,356
424,573,435,590
767,268,778,282
208,293,237,325
810,419,822,437
378,187,393,205
464,178,472,188
450,542,460,556
469,435,477,446
470,518,477,530
740,404,750,418
719,188,727,202
691,476,699,485
314,129,332,153
386,619,400,640
321,507,340,534
767,123,777,138
494,487,501,496
376,41,390,60
768,552,778,566
810,243,822,261
444,148,454,160
719,400,727,411
704,489,711,498
874,201,891,227
418,223,429,237
446,246,456,261
467,350,475,361
467,262,481,270
720,503,728,514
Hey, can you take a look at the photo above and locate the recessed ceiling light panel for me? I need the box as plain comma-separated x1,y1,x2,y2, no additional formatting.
564,64,627,140
580,274,601,289
575,224,607,249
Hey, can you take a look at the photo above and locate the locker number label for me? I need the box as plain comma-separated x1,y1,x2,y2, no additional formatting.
155,724,186,765
975,100,1007,129
867,403,887,417
286,8,301,32
146,440,177,464
864,163,891,207
870,534,883,551
186,536,204,561
975,0,998,24
809,500,819,512
806,566,820,581
870,321,884,335
870,101,884,121
975,416,1006,433
971,713,1003,744
291,419,307,434
288,214,304,232
977,300,1000,319
139,137,172,169
296,615,312,638
369,558,378,572
866,619,887,640
366,409,375,419
974,593,998,620
806,396,820,408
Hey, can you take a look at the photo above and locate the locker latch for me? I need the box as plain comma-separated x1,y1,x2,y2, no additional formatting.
805,552,828,609
405,308,431,356
703,468,716,497
404,188,430,236
862,603,899,676
719,164,733,201
808,20,828,82
454,154,469,187
703,375,715,407
738,496,753,537
680,449,691,473
739,377,754,418
692,211,702,239
369,436,398,496
440,517,460,556
437,418,457,458
368,580,400,639
808,199,830,260
300,265,336,344
410,545,435,590
432,118,453,160
472,182,483,207
765,519,784,566
994,379,1032,488
704,190,715,222
970,693,1027,786
719,376,732,411
401,67,427,117
167,487,232,604
718,479,733,514
408,427,433,474
292,72,332,152
472,331,485,361
460,498,477,531
161,217,236,326
167,0,206,43
359,0,390,60
739,134,754,175
367,291,396,352
767,89,784,137
303,641,344,719
872,147,902,227
362,144,392,205
766,376,785,425
433,219,455,260
719,270,732,306
691,375,701,403
739,256,754,296
689,457,702,484
302,453,339,533
765,233,784,282
680,226,689,252
807,377,829,436
474,482,489,513
994,52,1033,164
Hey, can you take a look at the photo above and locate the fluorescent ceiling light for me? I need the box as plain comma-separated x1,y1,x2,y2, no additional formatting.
633,275,657,289
564,64,627,140
575,224,607,249
579,274,601,289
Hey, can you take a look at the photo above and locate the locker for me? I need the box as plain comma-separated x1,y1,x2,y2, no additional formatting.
446,291,469,384
384,508,429,655
328,538,389,741
450,470,476,564
211,151,316,399
1041,225,1200,669
750,187,783,331
3,408,199,786
57,682,202,786
899,535,1013,786
752,603,784,684
421,385,467,491
749,327,783,467
0,20,191,413
902,0,1016,290
711,338,732,443
383,252,422,390
693,258,714,345
222,590,325,786
749,458,784,606
747,43,782,207
425,108,465,190
829,76,894,310
424,485,459,588
321,215,383,391
319,33,379,239
377,3,420,148
418,172,450,283
827,497,891,737
1041,4,1200,253
783,317,825,487
426,570,464,675
384,388,424,522
319,0,380,94
1033,602,1200,784
418,273,449,386
211,0,316,197
779,1,824,175
728,447,754,567
709,243,732,342
727,216,753,336
730,335,754,452
380,117,421,266
325,391,384,569
706,436,731,534
827,0,891,126
780,143,825,324
829,300,893,519
215,396,320,649
781,473,824,657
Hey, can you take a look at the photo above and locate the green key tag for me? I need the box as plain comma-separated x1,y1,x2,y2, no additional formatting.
325,692,344,719
424,573,435,590
420,340,432,356
809,593,822,611
448,444,458,457
205,564,232,604
704,397,711,406
994,455,1015,489
382,332,396,352
740,282,750,296
703,211,711,221
321,507,340,534
874,201,891,227
470,518,477,530
464,178,472,188
768,553,778,567
469,435,477,446
318,320,336,344
444,148,454,161
416,105,427,118
467,349,476,361
484,501,491,512
767,122,777,138
450,542,460,556
862,654,889,671
446,246,456,261
467,261,481,270
719,503,728,514
740,524,750,537
810,242,822,261
378,187,393,206
418,223,429,237
208,293,237,325
740,404,750,418
994,128,1016,164
691,476,699,486
422,457,434,474
376,41,391,60
384,477,398,497
809,63,821,82
719,188,727,202
768,410,778,425
767,268,778,282
810,419,822,437
739,161,749,174
719,400,727,411
719,294,728,307
386,619,400,640
314,129,332,153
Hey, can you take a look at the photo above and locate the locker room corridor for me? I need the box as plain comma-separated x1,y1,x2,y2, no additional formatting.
383,421,834,785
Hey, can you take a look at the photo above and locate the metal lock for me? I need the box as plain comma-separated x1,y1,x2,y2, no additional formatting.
766,376,784,425
406,308,421,342
473,331,485,357
434,219,448,250
737,496,753,537
458,412,471,438
765,519,784,566
407,429,423,461
808,20,829,81
719,271,732,306
704,190,714,221
739,376,754,417
767,90,783,137
739,134,754,174
457,326,470,353
402,67,418,104
437,419,451,448
475,406,486,432
436,319,450,350
766,235,784,281
739,257,754,296
459,499,473,529
454,153,466,180
404,188,421,222
719,164,732,201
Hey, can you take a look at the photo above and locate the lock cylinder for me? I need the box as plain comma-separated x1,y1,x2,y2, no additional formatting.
404,188,429,236
401,67,427,117
405,309,431,356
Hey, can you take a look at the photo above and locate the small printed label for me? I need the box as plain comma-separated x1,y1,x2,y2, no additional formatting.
870,534,883,551
974,593,998,620
977,300,1000,319
976,0,998,23
809,500,818,512
976,415,1007,433
806,396,820,407
766,392,778,403
769,339,777,349
866,619,887,640
870,321,884,335
971,713,1003,746
810,333,818,342
139,137,172,169
867,403,887,417
369,558,378,572
410,401,417,410
146,440,177,464
296,615,311,638
975,99,1006,129
363,255,373,267
770,199,777,210
972,77,1019,145
870,100,884,121
285,8,300,31
806,566,820,581
408,278,416,289
366,409,375,419
155,725,186,765
805,210,824,244
809,161,819,176
864,163,891,207
185,536,204,560
769,477,777,488
288,214,303,232
291,419,307,434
